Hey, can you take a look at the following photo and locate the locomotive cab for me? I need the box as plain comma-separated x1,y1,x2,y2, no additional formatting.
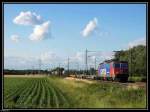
98,60,129,82
111,61,129,82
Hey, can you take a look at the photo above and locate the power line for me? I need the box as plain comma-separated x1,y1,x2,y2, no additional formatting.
85,49,102,75
95,57,96,71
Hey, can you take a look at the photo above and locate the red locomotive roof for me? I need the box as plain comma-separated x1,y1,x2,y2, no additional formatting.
99,59,128,65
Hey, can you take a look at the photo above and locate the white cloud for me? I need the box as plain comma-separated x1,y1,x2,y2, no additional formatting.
13,11,52,41
118,37,146,51
13,11,43,26
4,56,39,70
100,52,115,60
70,52,84,63
88,52,114,62
29,21,51,41
81,17,98,37
126,37,146,49
128,37,146,48
40,51,57,62
10,35,20,42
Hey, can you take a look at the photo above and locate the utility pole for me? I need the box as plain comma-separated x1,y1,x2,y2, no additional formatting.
127,47,132,78
68,57,69,76
85,49,88,75
76,62,79,75
38,58,41,74
85,49,102,75
130,47,132,78
95,57,96,75
77,63,79,72
59,63,60,76
32,66,34,75
95,57,96,71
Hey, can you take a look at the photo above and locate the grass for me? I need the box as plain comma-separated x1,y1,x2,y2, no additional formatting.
46,76,146,108
128,76,147,82
4,76,147,108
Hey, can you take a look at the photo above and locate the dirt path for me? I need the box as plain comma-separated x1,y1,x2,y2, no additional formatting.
65,77,146,89
122,82,146,89
64,77,96,84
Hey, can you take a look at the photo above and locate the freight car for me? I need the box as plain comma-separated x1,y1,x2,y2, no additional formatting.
98,60,129,82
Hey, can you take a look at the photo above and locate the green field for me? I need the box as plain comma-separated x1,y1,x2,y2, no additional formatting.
4,76,147,108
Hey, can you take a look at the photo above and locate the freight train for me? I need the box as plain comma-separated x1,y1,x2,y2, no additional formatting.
97,60,129,81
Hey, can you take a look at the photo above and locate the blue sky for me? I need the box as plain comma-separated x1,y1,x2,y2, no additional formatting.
4,4,146,70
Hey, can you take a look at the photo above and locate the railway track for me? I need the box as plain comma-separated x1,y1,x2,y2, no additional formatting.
98,80,146,89
68,75,146,89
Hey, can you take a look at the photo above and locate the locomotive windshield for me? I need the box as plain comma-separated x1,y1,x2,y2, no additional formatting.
121,63,128,68
113,63,120,68
113,63,128,68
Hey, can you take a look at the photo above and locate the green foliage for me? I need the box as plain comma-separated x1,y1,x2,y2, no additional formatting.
113,45,146,77
4,69,51,75
128,76,147,82
51,67,64,75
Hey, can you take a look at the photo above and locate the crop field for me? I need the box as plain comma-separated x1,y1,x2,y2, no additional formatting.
4,75,147,109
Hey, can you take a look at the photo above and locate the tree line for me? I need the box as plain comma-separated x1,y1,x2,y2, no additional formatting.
4,68,94,76
4,69,50,75
113,45,146,77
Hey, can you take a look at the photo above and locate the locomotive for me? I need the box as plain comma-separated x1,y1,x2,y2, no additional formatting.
97,60,129,82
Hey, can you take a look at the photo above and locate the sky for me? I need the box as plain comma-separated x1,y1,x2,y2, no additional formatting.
4,3,146,70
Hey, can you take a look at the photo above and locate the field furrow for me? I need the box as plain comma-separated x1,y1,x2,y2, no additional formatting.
23,79,39,106
4,81,30,103
4,80,28,100
44,83,52,108
48,85,59,108
45,79,69,107
15,79,36,107
37,79,46,107
31,79,42,106
53,87,69,107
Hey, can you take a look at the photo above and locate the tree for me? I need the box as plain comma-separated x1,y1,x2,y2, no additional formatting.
113,45,146,77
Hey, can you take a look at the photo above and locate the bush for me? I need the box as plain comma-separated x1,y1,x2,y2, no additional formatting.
128,76,146,82
141,77,147,82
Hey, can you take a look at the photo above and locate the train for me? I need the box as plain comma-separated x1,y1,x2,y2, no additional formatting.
97,60,129,82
